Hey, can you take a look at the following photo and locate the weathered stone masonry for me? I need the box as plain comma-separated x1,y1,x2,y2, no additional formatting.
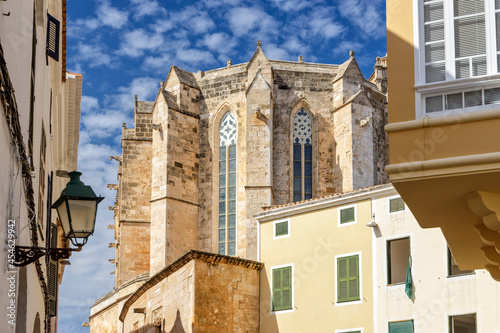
91,45,388,333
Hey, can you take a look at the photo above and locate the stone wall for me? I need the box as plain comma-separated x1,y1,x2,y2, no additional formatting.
119,251,262,333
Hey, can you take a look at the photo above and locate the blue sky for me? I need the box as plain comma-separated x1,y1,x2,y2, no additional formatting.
59,0,386,331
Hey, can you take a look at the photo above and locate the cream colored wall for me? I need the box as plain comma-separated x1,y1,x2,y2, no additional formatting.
259,199,374,333
373,194,500,332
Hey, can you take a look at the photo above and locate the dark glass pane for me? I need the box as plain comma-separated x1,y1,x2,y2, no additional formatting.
293,161,301,175
228,214,236,227
228,200,236,214
229,173,236,186
218,229,226,242
219,202,225,214
305,177,312,192
305,193,312,200
229,159,236,172
293,193,302,202
219,188,226,201
219,216,225,228
218,243,225,254
229,145,236,159
228,228,236,241
305,162,312,177
294,177,301,192
293,144,301,159
219,174,226,187
228,186,236,199
228,242,236,255
219,148,226,160
219,161,226,173
304,145,312,161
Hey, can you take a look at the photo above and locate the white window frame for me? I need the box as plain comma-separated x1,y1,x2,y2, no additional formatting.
335,251,362,306
338,204,357,227
273,218,290,240
270,263,294,314
387,195,405,213
413,0,500,118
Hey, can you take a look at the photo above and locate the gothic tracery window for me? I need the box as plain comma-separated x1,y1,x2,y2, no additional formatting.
293,108,312,202
218,112,237,255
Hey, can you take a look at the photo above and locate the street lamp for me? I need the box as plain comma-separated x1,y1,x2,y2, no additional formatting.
13,171,104,267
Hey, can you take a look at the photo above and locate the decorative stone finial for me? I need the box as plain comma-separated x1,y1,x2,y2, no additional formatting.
227,60,232,67
257,40,261,47
298,56,303,63
349,50,355,57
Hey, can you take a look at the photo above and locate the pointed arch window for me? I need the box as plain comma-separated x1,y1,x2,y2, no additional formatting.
218,112,237,255
293,108,313,202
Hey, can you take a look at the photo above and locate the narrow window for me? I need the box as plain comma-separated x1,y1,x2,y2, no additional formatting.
387,238,410,285
218,112,237,256
292,108,312,202
46,14,60,61
449,314,476,333
448,247,474,276
47,222,58,316
340,206,356,224
272,266,292,311
337,255,360,303
274,220,289,238
388,320,414,333
389,197,405,212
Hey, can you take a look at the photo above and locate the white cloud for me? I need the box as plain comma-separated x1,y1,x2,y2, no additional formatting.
113,77,160,110
202,32,238,55
81,110,131,138
73,42,113,67
308,8,344,39
333,40,364,56
338,0,385,37
170,6,216,34
270,0,319,12
201,0,242,9
130,0,167,19
118,29,165,57
263,43,291,60
282,36,309,55
98,0,129,29
143,53,172,70
81,96,99,114
227,7,279,38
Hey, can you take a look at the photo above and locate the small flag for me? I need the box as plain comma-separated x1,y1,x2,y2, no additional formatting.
405,255,413,299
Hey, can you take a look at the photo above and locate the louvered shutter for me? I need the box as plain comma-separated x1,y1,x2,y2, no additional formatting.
272,267,292,311
46,14,60,61
338,257,348,302
388,320,414,333
47,223,58,316
348,256,359,300
272,269,282,310
282,267,292,309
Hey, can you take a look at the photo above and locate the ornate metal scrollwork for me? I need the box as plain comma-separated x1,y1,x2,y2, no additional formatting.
14,246,80,267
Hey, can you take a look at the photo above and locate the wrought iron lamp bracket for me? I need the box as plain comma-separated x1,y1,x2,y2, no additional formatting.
13,245,82,267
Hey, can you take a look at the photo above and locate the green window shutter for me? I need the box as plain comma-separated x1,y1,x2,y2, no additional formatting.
275,221,288,237
272,266,292,311
47,223,58,316
390,198,405,212
388,320,414,333
338,255,359,302
340,207,355,224
338,257,348,302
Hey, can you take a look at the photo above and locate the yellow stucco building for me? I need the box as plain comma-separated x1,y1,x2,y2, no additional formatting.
256,184,500,332
385,0,500,280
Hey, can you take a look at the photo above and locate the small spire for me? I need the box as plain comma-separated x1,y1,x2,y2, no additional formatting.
227,60,232,67
349,50,355,57
257,40,262,47
298,56,303,63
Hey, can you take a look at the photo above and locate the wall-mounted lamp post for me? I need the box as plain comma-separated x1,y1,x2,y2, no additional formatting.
13,171,104,267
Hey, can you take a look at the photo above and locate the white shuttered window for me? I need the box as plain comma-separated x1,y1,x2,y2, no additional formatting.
423,0,499,83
